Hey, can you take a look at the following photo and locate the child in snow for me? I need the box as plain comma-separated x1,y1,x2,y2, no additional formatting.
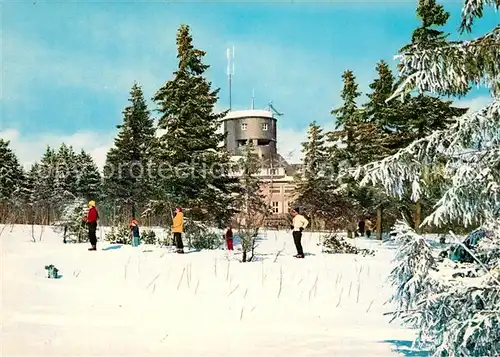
223,224,233,251
129,218,140,247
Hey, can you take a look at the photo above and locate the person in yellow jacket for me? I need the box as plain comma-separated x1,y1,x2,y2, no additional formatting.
172,206,184,254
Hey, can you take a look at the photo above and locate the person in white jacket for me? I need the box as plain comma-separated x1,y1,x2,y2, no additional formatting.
290,207,309,258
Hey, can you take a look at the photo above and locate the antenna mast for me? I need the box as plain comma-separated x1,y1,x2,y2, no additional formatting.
251,89,255,110
226,46,235,111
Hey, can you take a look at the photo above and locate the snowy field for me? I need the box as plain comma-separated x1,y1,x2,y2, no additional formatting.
1,225,424,356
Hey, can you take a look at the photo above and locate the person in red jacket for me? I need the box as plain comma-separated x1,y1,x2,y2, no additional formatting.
87,200,99,251
223,224,233,251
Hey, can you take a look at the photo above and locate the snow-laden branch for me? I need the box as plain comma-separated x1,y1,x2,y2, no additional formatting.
460,0,500,33
354,99,500,227
387,26,500,100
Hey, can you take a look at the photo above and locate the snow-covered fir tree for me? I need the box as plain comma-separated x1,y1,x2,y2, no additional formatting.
32,147,58,224
153,24,239,225
56,198,88,243
363,60,400,129
53,143,78,202
327,70,395,235
0,139,24,221
355,0,500,354
396,0,468,140
104,82,155,215
294,121,332,229
75,150,102,202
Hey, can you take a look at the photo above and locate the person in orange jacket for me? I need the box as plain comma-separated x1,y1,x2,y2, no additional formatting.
172,206,184,254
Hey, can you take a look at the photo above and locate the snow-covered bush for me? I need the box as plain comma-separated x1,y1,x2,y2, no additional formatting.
141,229,157,245
105,225,131,245
238,227,259,262
184,220,220,250
320,233,375,256
54,198,88,243
390,221,500,355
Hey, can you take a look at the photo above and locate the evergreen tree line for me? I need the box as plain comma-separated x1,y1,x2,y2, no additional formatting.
1,25,243,227
0,141,101,225
293,0,468,236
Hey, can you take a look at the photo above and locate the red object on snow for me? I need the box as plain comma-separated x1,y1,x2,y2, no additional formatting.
225,227,233,250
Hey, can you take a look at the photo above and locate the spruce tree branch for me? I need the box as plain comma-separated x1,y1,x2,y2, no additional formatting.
460,0,500,34
355,99,500,226
449,231,500,286
387,25,500,100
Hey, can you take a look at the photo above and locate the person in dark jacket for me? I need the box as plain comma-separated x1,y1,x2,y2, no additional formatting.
223,224,233,251
86,200,99,251
357,219,365,237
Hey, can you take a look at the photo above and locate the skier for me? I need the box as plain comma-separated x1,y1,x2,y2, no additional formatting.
290,207,309,258
86,200,99,251
172,206,184,254
129,218,140,247
223,224,233,251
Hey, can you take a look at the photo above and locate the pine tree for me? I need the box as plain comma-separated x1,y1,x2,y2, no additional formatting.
0,139,24,221
153,24,239,224
53,143,78,202
236,140,268,262
294,122,329,228
75,150,102,202
395,0,469,231
398,0,468,139
0,139,23,203
104,82,155,214
364,60,398,127
329,70,363,168
326,71,365,234
32,146,57,223
332,70,361,127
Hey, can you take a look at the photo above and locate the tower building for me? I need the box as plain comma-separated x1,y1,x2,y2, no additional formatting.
222,109,277,159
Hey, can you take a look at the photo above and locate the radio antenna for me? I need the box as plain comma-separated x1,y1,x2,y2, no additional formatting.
226,46,235,111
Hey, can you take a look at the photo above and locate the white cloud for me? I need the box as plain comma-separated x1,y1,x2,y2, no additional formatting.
455,95,494,113
3,34,166,104
0,128,115,171
277,121,336,164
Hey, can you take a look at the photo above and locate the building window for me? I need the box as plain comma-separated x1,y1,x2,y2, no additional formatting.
241,123,247,130
270,188,281,194
271,201,279,214
269,168,277,176
262,123,268,131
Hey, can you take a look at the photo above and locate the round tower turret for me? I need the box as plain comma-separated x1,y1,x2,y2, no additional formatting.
222,109,277,159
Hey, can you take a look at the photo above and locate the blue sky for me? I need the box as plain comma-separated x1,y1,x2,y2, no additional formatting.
0,0,497,166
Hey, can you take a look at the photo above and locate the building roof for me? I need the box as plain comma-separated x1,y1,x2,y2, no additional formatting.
223,109,274,120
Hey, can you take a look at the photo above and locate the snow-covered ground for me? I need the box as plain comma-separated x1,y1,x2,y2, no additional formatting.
1,225,424,356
